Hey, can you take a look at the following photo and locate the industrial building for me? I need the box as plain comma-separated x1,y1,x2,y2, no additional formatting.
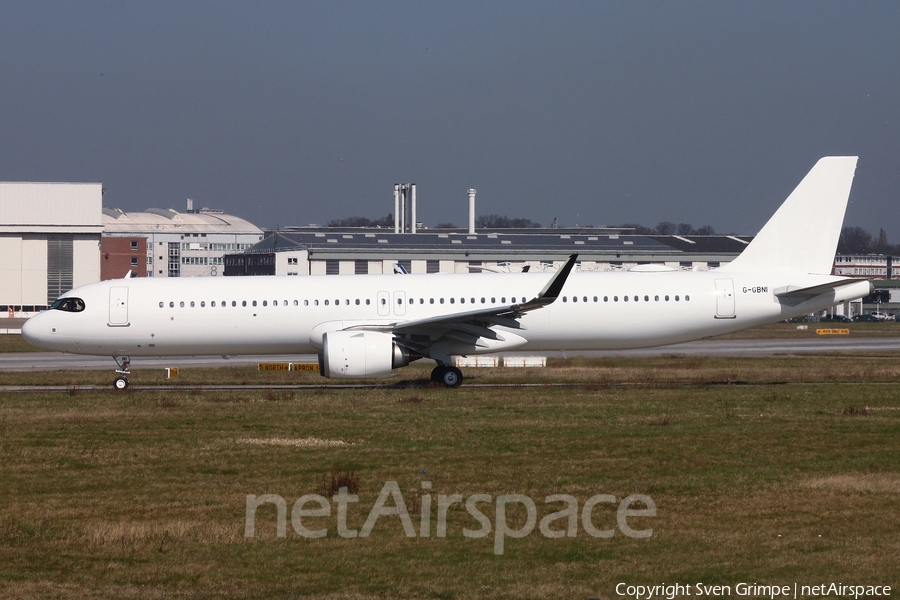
833,254,894,279
225,186,753,276
223,228,753,276
1,182,103,315
101,200,264,279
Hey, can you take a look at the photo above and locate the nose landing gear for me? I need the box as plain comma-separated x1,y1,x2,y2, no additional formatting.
113,356,131,390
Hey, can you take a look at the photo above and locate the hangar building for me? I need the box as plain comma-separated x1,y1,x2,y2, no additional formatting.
0,182,103,315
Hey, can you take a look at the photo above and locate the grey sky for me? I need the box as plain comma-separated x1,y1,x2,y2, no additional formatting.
2,1,898,236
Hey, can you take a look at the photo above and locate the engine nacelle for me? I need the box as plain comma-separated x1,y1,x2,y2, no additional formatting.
319,331,409,379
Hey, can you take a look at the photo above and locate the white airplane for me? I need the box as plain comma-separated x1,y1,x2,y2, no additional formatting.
23,157,871,389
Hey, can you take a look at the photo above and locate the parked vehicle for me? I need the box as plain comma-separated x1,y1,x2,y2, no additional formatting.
855,314,880,322
821,315,852,323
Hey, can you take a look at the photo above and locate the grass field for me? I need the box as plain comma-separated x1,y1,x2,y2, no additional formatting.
1,357,898,599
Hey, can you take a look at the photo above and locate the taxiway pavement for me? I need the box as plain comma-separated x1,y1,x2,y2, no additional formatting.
1,337,899,372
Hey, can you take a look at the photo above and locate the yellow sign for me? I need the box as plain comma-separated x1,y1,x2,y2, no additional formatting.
816,328,849,335
165,367,179,378
258,363,291,371
291,363,319,372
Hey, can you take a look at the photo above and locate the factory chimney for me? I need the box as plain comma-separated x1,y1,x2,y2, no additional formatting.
393,185,400,234
468,189,476,234
410,184,417,234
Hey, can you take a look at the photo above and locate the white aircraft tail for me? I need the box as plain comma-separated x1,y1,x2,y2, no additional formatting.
721,156,858,275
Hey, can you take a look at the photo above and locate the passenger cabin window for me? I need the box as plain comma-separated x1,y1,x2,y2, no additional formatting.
51,297,86,312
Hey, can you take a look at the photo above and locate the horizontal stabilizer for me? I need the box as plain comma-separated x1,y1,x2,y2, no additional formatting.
774,278,867,298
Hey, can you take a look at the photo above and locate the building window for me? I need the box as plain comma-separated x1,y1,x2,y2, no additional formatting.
131,257,138,266
355,260,368,275
131,240,138,250
325,260,340,275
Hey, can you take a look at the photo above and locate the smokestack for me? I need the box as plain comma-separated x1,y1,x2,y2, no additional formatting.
468,189,476,234
186,198,194,213
393,185,400,234
411,184,417,234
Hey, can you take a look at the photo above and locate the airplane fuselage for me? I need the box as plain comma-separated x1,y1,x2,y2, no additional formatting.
22,269,870,358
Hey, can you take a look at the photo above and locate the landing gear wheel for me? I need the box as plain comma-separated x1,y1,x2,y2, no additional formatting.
112,356,131,391
440,366,463,388
431,365,444,382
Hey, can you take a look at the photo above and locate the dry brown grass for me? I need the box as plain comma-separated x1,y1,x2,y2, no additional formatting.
0,357,898,598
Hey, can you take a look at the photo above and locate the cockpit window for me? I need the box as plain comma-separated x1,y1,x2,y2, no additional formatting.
50,297,86,312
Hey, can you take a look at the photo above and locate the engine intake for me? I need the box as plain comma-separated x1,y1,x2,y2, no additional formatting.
319,331,409,379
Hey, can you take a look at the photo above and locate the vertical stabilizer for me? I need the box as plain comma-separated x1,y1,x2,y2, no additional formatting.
721,157,858,274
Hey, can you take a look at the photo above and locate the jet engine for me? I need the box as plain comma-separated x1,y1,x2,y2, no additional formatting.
319,331,409,379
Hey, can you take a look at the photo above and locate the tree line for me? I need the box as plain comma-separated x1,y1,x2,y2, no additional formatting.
327,213,716,233
837,226,899,255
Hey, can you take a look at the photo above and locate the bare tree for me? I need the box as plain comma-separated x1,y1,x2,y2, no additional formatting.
326,214,394,227
837,226,873,254
475,214,542,228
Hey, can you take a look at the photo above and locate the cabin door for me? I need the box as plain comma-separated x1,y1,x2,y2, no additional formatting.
108,286,129,326
714,279,735,319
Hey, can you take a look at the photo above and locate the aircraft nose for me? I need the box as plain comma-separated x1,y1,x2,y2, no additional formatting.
21,314,48,349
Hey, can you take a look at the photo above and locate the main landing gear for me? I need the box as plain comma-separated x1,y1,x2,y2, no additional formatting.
431,364,463,388
113,356,131,390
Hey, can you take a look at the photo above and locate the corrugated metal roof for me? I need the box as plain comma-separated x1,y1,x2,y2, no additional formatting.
0,182,102,229
240,230,750,261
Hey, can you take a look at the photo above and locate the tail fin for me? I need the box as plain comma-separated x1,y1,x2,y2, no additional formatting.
721,156,858,274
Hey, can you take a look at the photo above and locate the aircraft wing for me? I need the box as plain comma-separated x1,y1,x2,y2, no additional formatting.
343,254,578,348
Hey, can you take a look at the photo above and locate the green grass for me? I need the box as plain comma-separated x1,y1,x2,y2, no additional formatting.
1,359,898,599
0,334,41,353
